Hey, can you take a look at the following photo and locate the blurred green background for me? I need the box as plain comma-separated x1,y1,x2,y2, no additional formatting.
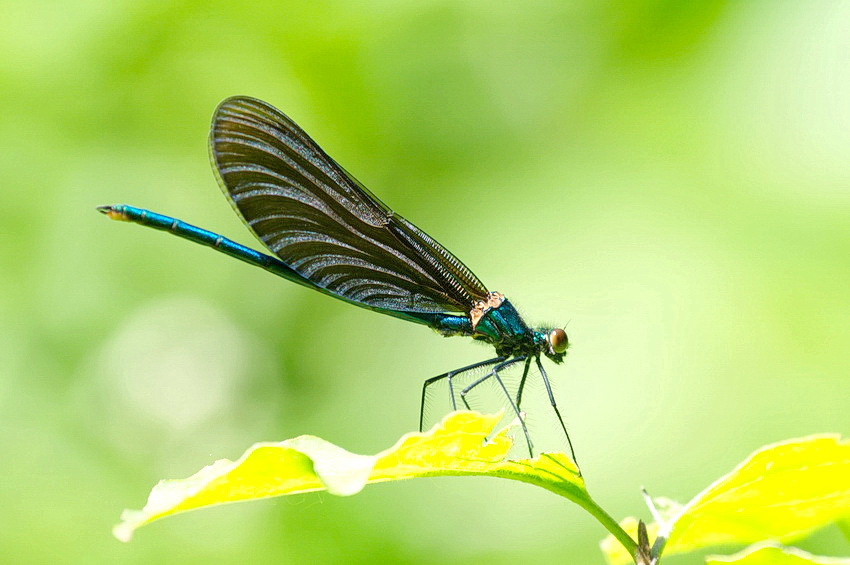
2,1,849,563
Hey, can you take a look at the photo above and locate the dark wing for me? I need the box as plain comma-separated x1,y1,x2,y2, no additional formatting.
209,96,489,314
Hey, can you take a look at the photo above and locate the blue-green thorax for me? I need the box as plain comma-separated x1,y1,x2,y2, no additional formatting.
424,292,568,362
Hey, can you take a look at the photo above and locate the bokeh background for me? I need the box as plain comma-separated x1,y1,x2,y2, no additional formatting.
2,1,849,563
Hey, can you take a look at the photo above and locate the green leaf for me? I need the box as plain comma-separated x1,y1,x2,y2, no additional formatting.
601,435,850,564
838,517,850,543
114,411,585,542
706,543,850,564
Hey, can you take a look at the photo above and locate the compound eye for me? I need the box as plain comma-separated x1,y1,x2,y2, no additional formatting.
549,328,568,354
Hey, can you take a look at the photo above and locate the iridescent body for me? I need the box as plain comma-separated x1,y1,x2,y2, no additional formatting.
99,96,575,464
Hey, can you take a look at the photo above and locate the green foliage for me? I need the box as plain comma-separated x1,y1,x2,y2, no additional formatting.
601,435,850,564
706,543,850,564
116,413,850,565
115,412,586,542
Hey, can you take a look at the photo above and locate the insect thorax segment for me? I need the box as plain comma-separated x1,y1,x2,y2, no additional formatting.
470,291,506,329
468,292,540,356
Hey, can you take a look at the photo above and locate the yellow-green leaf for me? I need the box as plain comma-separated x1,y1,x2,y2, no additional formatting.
601,435,850,565
114,411,584,542
838,517,850,543
707,543,850,564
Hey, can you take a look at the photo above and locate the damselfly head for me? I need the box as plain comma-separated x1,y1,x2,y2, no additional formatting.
547,328,569,355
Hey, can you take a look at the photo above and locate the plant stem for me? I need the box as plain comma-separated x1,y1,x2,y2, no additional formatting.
525,455,639,562
577,494,638,560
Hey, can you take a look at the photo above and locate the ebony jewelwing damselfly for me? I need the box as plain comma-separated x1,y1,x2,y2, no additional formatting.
99,96,577,465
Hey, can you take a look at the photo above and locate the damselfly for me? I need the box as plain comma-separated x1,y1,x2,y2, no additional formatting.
99,97,576,464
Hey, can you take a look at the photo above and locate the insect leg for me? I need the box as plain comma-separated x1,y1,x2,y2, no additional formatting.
419,356,504,432
535,356,580,474
515,356,533,409
458,356,532,456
